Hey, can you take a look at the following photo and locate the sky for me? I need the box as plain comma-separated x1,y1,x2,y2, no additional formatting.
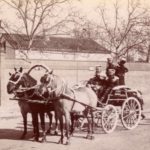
74,0,150,20
0,0,150,33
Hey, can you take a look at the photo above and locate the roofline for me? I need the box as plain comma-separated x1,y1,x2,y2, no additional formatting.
1,33,111,54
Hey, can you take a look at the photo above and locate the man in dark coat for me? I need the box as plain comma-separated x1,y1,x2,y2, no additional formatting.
100,68,119,103
87,66,106,99
106,57,116,77
115,58,128,85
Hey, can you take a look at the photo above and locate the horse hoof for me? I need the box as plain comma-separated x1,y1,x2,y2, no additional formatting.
58,139,63,144
90,136,95,140
58,141,62,144
86,135,94,140
33,137,39,142
41,138,46,143
86,135,90,139
65,141,70,145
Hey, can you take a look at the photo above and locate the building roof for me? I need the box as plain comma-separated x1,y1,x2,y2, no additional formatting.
1,33,110,54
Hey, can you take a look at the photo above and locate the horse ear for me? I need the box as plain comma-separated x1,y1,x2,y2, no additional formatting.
14,67,17,72
19,67,23,73
9,72,12,76
49,69,53,74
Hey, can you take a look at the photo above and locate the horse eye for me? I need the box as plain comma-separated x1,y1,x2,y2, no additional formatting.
12,73,20,81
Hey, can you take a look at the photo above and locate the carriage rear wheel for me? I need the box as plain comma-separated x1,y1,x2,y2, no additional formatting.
121,97,141,130
101,104,118,134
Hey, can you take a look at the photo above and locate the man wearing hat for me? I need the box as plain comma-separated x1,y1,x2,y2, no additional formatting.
87,66,106,99
115,58,128,85
106,57,116,77
99,68,119,103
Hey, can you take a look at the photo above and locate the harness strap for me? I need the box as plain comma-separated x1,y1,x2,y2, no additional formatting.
9,73,23,85
70,89,76,111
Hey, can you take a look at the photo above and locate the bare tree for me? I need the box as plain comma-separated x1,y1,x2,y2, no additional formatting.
140,15,150,62
2,0,71,50
96,0,148,61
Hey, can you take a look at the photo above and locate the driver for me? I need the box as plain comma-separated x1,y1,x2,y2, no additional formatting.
86,66,106,99
99,68,119,103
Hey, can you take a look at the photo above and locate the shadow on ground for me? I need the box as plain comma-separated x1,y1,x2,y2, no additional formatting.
0,128,33,140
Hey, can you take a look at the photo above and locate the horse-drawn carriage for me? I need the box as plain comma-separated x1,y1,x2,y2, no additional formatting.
7,64,143,144
73,82,142,133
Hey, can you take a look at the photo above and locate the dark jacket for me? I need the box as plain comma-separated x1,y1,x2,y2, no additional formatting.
115,64,128,85
106,63,116,77
87,75,106,87
106,76,119,88
115,64,128,77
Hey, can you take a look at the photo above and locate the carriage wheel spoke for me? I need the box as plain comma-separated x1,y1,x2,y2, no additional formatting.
125,103,131,111
122,97,141,129
123,112,131,119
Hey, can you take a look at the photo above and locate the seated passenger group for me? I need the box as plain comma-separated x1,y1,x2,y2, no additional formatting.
87,57,128,103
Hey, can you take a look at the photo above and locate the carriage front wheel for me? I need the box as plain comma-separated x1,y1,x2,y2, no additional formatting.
101,104,118,134
121,97,141,130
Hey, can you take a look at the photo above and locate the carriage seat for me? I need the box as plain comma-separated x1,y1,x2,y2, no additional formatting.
112,85,128,90
109,85,128,99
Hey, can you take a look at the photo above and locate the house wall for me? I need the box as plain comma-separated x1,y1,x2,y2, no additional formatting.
15,50,110,61
5,42,15,59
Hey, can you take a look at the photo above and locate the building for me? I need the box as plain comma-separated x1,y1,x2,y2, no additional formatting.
0,33,110,61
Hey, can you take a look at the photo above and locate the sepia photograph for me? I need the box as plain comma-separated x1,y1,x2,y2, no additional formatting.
0,0,150,150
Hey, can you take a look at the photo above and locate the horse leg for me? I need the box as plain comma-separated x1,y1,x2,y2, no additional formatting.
70,113,75,136
40,112,47,143
88,109,94,134
46,112,53,134
65,112,71,145
31,112,39,142
85,108,94,140
58,115,64,144
54,112,59,135
20,112,27,139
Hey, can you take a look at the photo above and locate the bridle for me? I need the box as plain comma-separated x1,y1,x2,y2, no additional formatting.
9,72,24,85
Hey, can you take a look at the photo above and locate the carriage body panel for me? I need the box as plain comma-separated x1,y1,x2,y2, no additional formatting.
104,85,143,107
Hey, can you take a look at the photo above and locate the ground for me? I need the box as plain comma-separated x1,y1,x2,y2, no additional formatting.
0,71,150,150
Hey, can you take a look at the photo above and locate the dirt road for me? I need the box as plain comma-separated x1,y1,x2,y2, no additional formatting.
0,101,150,150
0,71,150,150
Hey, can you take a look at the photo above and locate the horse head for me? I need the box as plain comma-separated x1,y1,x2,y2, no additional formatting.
7,67,37,94
39,70,66,97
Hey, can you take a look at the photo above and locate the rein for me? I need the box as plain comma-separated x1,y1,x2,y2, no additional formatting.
70,89,76,111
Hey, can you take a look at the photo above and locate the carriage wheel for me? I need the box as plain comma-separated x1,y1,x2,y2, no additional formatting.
121,97,141,130
101,104,118,134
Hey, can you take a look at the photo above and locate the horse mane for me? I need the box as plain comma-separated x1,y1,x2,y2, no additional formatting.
49,75,68,97
22,73,37,87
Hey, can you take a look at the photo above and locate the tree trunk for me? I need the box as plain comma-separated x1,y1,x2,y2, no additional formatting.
146,45,150,63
